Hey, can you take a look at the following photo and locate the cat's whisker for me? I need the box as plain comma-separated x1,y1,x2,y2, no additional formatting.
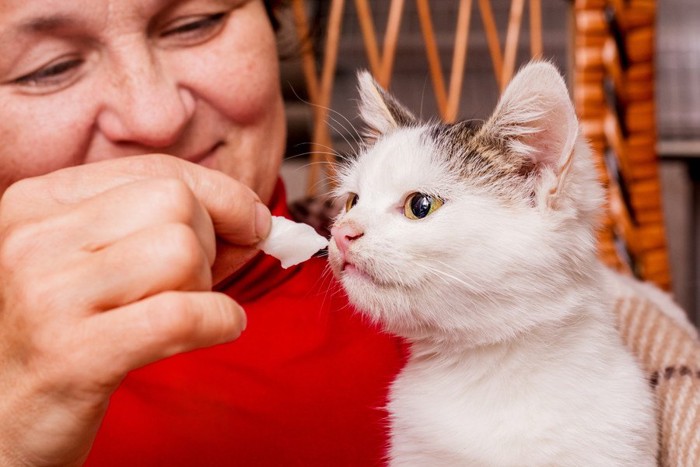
320,102,364,146
326,114,362,150
296,158,342,170
309,142,355,164
414,263,475,291
287,150,341,160
316,263,342,318
413,260,500,306
287,85,364,147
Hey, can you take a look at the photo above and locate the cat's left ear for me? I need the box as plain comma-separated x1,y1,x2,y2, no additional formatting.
357,70,417,140
480,61,578,184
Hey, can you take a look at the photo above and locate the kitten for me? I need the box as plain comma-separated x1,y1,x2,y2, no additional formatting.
328,62,658,466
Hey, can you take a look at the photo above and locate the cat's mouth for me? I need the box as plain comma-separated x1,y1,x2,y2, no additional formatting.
342,261,360,275
341,260,392,288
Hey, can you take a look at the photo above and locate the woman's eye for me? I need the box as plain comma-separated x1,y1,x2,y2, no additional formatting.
13,58,83,86
345,193,359,212
161,12,227,39
403,193,444,220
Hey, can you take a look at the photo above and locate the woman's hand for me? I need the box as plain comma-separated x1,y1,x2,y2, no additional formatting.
0,154,270,466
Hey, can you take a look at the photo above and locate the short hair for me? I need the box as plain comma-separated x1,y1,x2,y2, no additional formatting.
263,0,285,31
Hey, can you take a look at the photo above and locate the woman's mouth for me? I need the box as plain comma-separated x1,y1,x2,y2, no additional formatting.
188,142,224,168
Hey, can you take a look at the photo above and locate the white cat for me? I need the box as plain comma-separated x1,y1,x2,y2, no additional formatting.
328,62,658,466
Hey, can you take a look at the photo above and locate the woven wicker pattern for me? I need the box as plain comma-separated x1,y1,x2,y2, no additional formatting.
573,0,670,290
613,276,700,467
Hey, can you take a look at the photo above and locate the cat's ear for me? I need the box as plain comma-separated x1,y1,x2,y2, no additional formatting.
357,70,416,140
480,61,578,179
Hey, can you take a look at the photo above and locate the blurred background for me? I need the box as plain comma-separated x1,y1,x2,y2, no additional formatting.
275,0,700,325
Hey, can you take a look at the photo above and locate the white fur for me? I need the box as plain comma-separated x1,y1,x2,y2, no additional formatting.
329,63,658,466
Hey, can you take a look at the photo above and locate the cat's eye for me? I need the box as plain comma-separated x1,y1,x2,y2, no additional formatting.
403,193,444,220
345,192,359,212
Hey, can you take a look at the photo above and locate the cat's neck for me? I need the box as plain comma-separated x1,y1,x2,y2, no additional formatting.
409,306,615,383
407,267,611,356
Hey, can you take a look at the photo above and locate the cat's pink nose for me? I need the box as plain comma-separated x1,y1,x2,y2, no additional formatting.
331,223,364,256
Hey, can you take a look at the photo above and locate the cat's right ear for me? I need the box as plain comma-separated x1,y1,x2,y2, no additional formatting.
357,70,416,141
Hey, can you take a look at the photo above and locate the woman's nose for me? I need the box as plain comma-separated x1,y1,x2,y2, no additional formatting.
96,49,195,148
331,223,364,256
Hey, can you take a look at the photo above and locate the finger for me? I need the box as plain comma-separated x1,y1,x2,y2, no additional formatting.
2,155,271,246
83,291,246,381
73,222,213,310
65,178,216,265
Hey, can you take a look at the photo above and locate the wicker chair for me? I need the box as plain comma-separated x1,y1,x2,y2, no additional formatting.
288,0,700,464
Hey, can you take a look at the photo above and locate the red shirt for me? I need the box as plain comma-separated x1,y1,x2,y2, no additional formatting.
86,182,407,466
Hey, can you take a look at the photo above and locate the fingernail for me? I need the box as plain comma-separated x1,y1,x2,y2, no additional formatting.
255,202,272,240
239,307,248,332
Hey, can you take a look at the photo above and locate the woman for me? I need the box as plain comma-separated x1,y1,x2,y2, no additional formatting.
0,0,405,465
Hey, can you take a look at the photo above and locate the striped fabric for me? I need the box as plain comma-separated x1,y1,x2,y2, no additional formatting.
614,280,700,467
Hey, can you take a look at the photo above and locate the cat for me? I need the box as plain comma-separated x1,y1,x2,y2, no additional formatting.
327,62,658,466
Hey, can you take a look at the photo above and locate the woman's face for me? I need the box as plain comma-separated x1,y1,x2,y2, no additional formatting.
0,0,286,203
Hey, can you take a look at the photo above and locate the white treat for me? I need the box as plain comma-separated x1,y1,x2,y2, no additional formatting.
258,216,329,268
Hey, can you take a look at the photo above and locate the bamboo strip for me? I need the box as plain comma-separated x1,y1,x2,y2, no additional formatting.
637,224,667,251
290,0,319,103
307,0,345,196
620,4,655,30
576,34,607,49
529,0,543,58
626,102,655,133
379,0,406,88
354,0,382,76
609,183,640,255
445,0,473,123
603,111,629,174
574,0,607,9
625,27,654,63
501,0,526,89
478,0,504,89
609,0,627,18
575,10,607,34
416,0,448,118
602,38,625,100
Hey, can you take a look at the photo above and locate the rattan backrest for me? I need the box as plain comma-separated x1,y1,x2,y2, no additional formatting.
291,0,670,290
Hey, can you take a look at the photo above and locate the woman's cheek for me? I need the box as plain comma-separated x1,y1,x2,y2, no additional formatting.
205,46,280,125
195,5,281,125
0,93,94,188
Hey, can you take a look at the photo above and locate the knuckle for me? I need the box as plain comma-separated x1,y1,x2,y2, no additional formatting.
0,178,37,209
0,221,44,271
147,178,197,222
132,153,178,175
13,273,63,319
158,223,206,272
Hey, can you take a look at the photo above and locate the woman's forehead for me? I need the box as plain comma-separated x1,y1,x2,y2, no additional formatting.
0,0,243,34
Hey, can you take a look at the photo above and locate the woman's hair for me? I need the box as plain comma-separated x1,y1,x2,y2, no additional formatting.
263,0,286,31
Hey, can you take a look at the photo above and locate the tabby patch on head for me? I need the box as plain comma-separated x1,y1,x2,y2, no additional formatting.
329,61,604,343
